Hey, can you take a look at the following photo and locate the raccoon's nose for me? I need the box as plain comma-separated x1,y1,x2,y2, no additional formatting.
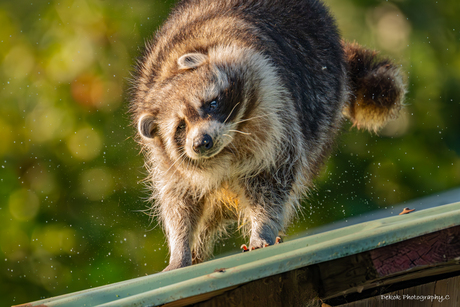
193,134,214,154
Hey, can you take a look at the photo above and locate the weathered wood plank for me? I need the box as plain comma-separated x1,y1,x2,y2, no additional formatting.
190,267,322,307
370,226,460,276
433,276,460,307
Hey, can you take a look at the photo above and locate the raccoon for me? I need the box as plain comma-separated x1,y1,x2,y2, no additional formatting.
130,0,405,271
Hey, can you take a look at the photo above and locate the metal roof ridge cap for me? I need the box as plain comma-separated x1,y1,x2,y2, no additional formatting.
286,204,460,254
354,204,460,232
263,202,460,250
18,257,240,306
13,270,191,306
95,204,460,306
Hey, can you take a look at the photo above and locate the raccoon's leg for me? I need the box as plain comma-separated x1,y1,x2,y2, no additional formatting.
242,169,295,250
192,204,236,263
160,194,204,271
190,207,222,264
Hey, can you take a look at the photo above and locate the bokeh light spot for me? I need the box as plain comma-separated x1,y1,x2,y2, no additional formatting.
2,45,35,80
9,189,40,221
80,167,114,201
67,127,102,161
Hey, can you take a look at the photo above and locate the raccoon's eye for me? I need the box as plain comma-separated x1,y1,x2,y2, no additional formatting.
177,121,186,131
209,100,218,110
174,120,187,146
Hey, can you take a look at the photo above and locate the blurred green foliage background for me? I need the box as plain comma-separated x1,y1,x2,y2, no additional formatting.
1,0,459,304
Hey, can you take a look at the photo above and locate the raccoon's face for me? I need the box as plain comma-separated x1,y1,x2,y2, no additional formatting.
137,52,249,169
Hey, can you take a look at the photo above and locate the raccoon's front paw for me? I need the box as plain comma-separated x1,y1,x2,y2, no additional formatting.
241,236,282,252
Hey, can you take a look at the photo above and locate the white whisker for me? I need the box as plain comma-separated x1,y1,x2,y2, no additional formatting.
233,112,275,125
224,102,241,124
170,151,192,177
223,133,234,140
229,129,251,136
170,156,187,177
165,151,187,174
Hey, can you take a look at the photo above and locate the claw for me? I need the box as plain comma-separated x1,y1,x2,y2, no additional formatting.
399,207,415,215
241,237,283,252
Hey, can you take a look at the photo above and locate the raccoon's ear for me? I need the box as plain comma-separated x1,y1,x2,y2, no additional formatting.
177,53,208,70
138,114,158,139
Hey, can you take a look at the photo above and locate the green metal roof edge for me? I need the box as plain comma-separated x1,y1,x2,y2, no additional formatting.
20,201,460,307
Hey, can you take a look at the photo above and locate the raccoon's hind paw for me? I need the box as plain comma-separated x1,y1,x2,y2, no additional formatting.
162,257,192,271
343,41,406,133
241,236,282,252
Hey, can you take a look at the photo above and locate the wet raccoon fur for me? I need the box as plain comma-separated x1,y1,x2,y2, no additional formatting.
130,0,405,271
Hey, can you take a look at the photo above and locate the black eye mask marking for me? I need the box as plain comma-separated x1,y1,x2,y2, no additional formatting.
206,78,245,123
174,119,187,147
